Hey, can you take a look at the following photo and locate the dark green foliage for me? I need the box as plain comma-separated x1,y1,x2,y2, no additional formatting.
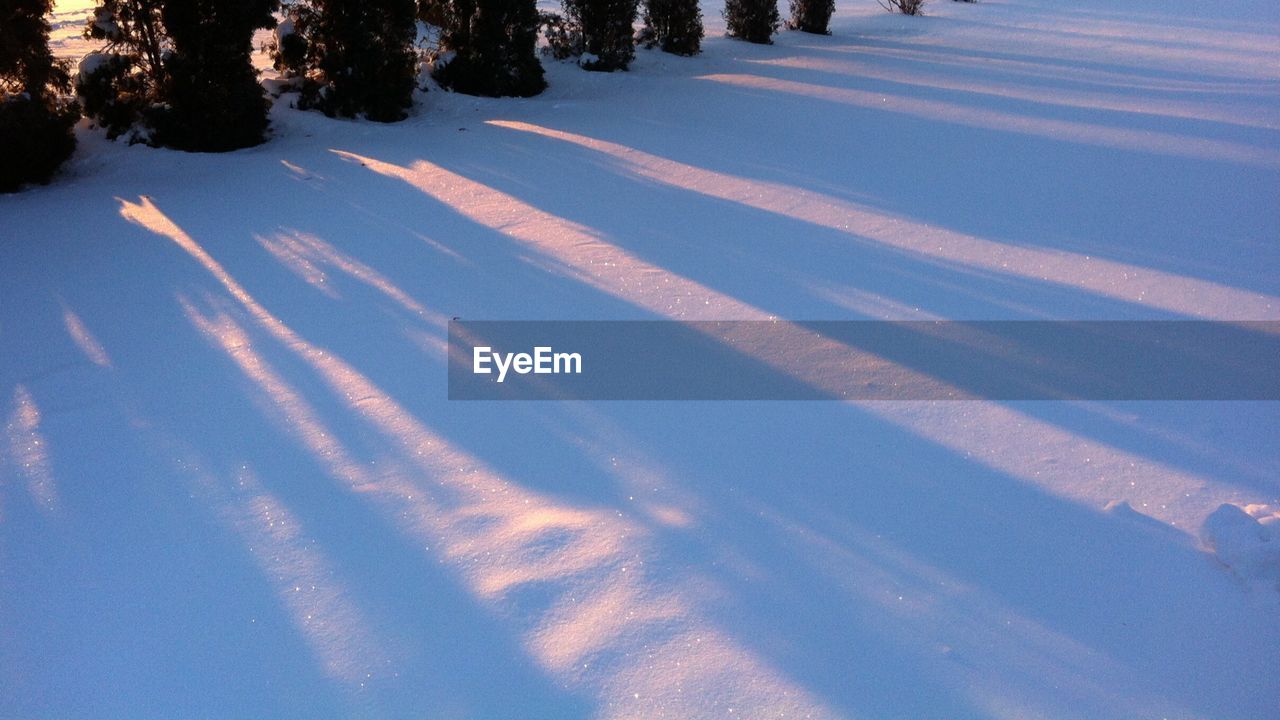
538,10,582,61
0,0,78,191
640,0,702,55
77,0,167,141
75,53,143,139
75,0,276,151
275,0,419,122
724,0,778,44
1,0,65,94
273,15,308,74
434,0,545,97
564,0,637,71
417,0,445,26
0,94,79,192
156,0,277,150
787,0,833,34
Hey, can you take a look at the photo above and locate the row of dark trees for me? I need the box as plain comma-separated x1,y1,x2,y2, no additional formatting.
3,0,847,192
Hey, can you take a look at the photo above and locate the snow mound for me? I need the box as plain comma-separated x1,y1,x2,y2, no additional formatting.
1202,504,1280,592
77,51,111,82
91,7,119,38
275,15,296,44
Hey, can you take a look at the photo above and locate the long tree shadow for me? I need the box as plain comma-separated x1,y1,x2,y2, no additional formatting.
376,122,1279,501
835,19,1279,87
515,400,1280,719
579,25,1280,297
283,144,1278,715
0,294,364,718
122,181,1280,712
10,138,1274,717
0,195,595,718
112,194,858,718
455,120,1278,319
299,151,1280,712
6,3,1276,714
688,56,1280,291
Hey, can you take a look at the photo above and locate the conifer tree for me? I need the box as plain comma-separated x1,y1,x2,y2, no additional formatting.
275,0,419,122
1,0,79,191
76,0,276,150
640,0,702,55
724,0,778,43
76,0,163,141
155,0,277,150
565,0,638,71
787,0,833,34
434,0,545,97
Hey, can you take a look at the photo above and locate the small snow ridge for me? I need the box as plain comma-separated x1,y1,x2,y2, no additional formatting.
1103,500,1181,537
1202,504,1280,593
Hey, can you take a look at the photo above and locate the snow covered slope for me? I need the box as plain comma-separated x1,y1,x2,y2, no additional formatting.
3,1,1278,718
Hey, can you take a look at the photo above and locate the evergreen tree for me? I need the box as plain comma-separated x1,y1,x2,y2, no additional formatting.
155,0,277,150
275,0,419,122
76,1,164,141
434,0,545,97
1,0,79,192
565,0,637,71
640,0,702,55
76,0,276,151
787,0,832,34
724,0,778,43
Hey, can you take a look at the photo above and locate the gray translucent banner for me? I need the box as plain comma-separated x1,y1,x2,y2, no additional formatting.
447,321,1280,401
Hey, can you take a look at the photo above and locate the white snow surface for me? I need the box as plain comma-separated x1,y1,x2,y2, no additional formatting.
4,0,1280,718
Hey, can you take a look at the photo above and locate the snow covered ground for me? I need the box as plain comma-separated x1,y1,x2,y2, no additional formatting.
3,0,1279,718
